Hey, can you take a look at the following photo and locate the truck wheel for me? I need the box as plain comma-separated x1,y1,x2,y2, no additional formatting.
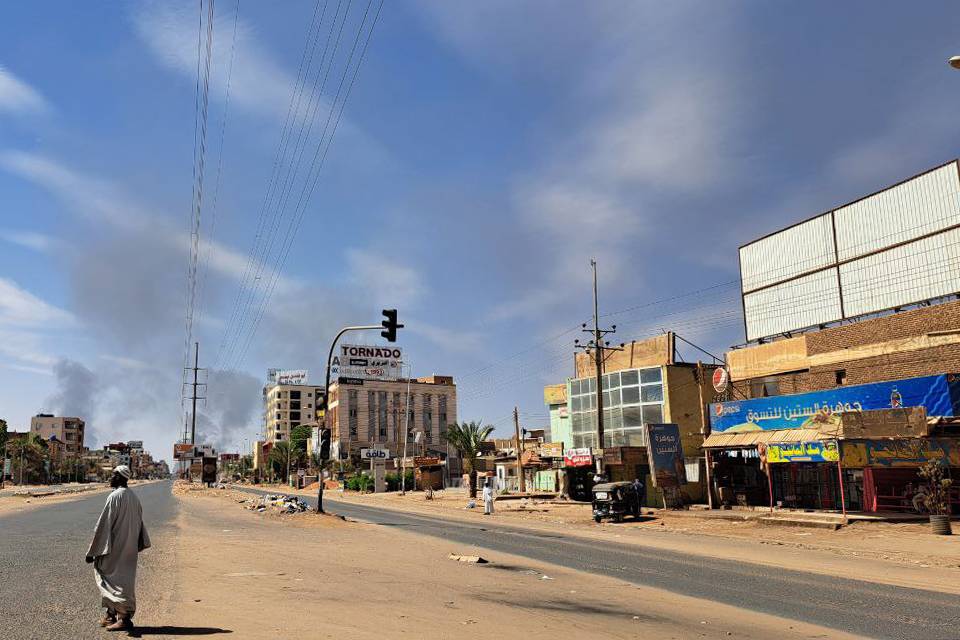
594,515,601,523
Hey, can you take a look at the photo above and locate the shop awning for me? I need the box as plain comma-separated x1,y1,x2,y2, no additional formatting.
701,428,826,449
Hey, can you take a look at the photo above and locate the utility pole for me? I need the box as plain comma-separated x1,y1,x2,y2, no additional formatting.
696,361,714,509
574,259,621,473
513,407,525,493
183,341,206,480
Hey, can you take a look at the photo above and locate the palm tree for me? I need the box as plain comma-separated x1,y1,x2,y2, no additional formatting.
442,420,493,498
269,441,292,483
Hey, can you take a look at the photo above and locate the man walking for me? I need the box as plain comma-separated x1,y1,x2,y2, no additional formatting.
85,465,150,631
482,478,495,515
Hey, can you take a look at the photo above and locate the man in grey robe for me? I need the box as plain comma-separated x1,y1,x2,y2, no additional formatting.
85,465,151,631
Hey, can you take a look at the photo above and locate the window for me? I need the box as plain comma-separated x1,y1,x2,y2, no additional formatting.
348,389,359,437
307,392,313,398
290,390,301,400
423,394,433,442
835,369,847,386
569,366,665,449
750,377,781,398
368,391,376,441
407,394,416,437
275,413,281,420
438,395,448,439
290,401,301,410
290,411,301,421
378,391,388,439
392,392,401,440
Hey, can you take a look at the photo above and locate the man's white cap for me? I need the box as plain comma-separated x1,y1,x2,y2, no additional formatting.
114,465,131,479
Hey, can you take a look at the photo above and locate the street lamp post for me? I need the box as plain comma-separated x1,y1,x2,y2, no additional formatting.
400,363,413,496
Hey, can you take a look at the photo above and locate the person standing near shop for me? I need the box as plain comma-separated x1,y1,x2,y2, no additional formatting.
85,465,151,632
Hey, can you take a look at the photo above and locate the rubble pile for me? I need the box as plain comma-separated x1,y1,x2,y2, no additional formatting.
240,493,310,514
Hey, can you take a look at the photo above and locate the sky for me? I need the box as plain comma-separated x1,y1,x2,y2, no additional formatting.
1,1,959,461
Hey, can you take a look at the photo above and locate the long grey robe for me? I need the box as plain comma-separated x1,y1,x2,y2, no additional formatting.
86,487,151,615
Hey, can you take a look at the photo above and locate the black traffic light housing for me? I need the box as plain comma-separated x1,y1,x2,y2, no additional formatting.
380,308,403,343
318,428,331,460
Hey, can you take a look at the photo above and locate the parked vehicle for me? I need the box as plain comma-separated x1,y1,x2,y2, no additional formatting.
592,481,643,523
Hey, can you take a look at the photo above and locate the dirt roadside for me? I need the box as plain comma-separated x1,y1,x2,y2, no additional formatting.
245,484,960,595
143,484,865,640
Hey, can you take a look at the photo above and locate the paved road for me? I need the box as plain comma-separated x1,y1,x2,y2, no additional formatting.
241,486,958,640
0,481,177,640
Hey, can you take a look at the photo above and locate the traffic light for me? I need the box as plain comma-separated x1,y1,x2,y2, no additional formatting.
380,308,403,343
319,428,331,460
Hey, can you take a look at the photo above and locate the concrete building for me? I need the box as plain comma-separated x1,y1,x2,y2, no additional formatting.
326,375,459,475
30,414,85,455
725,298,960,400
262,383,326,443
544,333,715,503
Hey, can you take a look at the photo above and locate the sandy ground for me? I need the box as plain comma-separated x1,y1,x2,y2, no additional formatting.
146,484,865,640
247,485,960,595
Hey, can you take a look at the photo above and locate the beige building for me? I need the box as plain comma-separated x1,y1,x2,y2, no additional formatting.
263,384,326,443
326,375,459,472
30,414,85,455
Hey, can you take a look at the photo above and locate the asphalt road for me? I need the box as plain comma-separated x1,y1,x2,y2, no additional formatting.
6,482,960,639
0,481,177,640
240,486,959,640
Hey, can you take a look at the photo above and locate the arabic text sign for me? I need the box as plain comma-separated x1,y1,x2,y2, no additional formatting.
709,374,959,433
766,440,838,463
644,423,686,487
331,344,403,381
564,448,593,467
840,439,960,468
360,448,390,460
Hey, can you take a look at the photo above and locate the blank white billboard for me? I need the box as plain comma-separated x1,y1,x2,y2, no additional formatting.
739,214,835,292
840,228,960,318
740,160,960,342
743,269,842,341
834,162,960,262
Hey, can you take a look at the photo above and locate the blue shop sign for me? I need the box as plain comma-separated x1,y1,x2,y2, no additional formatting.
709,373,960,433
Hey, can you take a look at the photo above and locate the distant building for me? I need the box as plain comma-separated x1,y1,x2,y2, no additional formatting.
30,414,85,455
262,382,326,443
325,375,459,478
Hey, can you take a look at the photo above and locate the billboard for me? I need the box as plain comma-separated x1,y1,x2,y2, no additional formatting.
331,344,403,381
268,369,308,385
841,438,960,468
644,424,686,488
564,448,592,467
709,373,960,433
173,443,195,460
740,160,960,342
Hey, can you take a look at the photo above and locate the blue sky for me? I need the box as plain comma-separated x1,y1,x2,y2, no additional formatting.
1,1,959,459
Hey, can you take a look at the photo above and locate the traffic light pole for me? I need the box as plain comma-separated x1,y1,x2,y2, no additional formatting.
317,312,403,513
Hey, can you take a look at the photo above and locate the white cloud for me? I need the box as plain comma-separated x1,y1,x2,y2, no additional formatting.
0,278,75,329
0,65,50,115
132,1,298,118
99,354,154,370
346,248,426,309
0,229,54,252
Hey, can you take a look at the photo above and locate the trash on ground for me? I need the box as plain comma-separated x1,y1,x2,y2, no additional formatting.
448,553,488,564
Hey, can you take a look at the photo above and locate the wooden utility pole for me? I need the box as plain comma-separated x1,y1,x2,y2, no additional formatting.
697,361,714,509
513,407,525,493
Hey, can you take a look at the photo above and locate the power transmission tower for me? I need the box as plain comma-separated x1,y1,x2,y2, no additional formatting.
574,259,622,472
182,342,207,446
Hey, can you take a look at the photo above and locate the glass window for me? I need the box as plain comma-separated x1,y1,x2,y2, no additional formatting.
642,404,663,424
621,386,640,404
640,368,662,384
602,391,611,407
571,396,582,412
620,370,638,386
622,405,643,427
608,372,620,388
641,385,664,403
571,379,581,395
586,377,595,393
608,388,621,407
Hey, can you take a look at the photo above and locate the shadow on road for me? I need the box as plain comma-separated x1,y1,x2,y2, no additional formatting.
128,626,232,637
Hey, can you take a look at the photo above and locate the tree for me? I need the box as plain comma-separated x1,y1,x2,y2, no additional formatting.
442,420,493,498
269,441,295,483
8,435,47,485
0,418,7,488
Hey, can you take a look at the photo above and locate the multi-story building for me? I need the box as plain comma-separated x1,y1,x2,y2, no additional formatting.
30,414,85,455
262,383,326,443
325,375,459,473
